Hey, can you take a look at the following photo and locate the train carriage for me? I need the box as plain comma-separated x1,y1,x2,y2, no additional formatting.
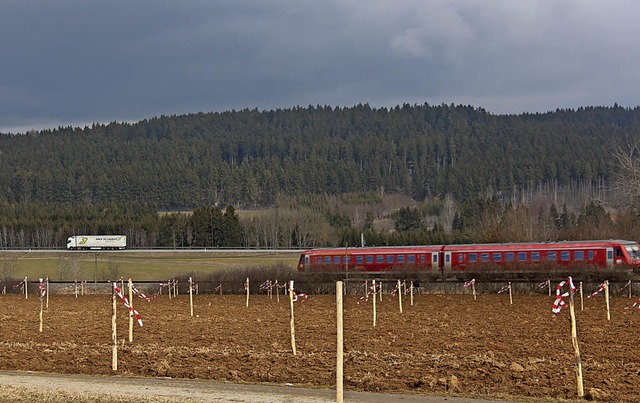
298,246,442,272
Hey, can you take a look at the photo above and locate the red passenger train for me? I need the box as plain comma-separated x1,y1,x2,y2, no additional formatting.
297,240,640,273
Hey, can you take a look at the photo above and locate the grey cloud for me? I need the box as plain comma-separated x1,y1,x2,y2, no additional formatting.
2,0,640,133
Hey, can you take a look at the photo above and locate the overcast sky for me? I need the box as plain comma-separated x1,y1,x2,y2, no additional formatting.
2,0,639,133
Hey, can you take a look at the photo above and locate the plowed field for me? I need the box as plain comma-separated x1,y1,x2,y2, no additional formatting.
1,291,639,402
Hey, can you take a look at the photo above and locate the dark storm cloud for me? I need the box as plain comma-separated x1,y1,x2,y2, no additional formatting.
2,0,639,133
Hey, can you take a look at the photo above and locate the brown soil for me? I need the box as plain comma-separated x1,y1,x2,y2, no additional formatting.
0,292,639,402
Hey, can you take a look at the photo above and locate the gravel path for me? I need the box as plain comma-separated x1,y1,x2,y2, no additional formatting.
0,371,508,403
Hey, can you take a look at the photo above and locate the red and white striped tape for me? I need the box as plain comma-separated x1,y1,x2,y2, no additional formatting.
552,277,576,314
620,280,632,291
38,277,47,298
463,279,476,288
538,279,550,289
131,283,152,302
113,283,143,327
587,280,608,299
497,283,510,294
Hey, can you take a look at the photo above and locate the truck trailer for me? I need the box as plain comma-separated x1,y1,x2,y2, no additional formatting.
66,235,127,250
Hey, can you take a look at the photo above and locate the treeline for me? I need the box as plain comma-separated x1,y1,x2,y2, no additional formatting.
1,104,638,209
1,195,638,249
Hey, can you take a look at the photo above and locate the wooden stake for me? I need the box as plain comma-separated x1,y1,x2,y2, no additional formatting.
336,281,344,403
276,280,280,303
245,278,250,308
168,280,172,300
75,280,78,298
24,275,28,300
112,284,118,371
372,279,377,327
629,281,632,299
568,290,584,398
45,277,49,310
579,282,584,311
38,278,44,333
289,280,297,355
548,278,551,297
397,280,403,314
605,280,610,321
128,278,133,343
189,277,194,317
176,280,179,296
379,281,382,302
472,281,477,301
509,282,513,305
410,280,414,306
82,281,85,296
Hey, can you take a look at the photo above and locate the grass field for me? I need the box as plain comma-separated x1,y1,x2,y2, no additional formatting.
0,251,300,282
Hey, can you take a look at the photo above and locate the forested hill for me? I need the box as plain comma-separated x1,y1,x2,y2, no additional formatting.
1,103,638,210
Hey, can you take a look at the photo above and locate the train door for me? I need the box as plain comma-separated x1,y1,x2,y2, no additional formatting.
443,251,451,271
606,247,614,268
305,254,310,269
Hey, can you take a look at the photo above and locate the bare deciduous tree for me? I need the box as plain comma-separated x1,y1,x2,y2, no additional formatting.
612,139,640,211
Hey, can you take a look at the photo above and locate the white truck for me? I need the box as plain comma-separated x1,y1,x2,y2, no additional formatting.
66,235,127,250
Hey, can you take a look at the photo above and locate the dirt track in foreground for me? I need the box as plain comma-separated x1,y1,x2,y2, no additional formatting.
0,292,639,402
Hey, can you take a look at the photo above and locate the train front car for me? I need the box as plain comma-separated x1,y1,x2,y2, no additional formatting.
615,240,640,269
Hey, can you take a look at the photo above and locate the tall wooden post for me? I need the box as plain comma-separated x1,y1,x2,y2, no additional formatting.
508,282,513,305
75,280,78,298
372,279,377,327
24,275,28,300
45,277,49,310
397,280,403,314
605,280,610,321
245,278,250,308
410,280,414,306
128,278,134,343
579,282,584,311
569,289,584,397
38,278,44,333
112,284,118,371
289,280,297,355
336,281,344,403
189,277,194,317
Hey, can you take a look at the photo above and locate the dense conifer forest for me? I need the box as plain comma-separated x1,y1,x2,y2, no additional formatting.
1,103,639,248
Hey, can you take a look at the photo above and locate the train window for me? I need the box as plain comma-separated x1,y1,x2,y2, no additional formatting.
356,256,364,264
324,256,331,264
492,253,502,262
561,251,570,261
408,255,415,263
397,255,404,263
432,254,438,263
445,254,450,263
366,255,373,264
458,254,464,262
376,255,383,263
607,250,613,260
518,252,527,261
547,252,557,261
531,252,540,261
505,253,514,261
574,251,584,260
616,248,623,257
481,253,489,262
469,254,477,262
345,256,351,264
588,251,594,260
387,255,394,263
420,255,426,263
334,256,341,265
